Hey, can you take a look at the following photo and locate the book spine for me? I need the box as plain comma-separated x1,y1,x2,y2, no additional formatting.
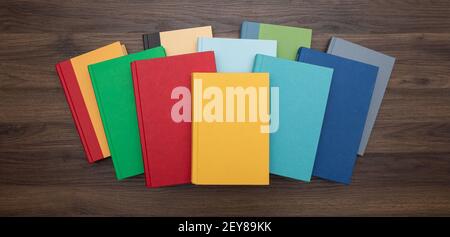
240,21,260,39
240,21,248,38
191,75,198,184
327,37,337,54
296,47,307,62
252,54,264,72
131,62,152,187
142,34,148,50
143,32,161,50
56,62,92,163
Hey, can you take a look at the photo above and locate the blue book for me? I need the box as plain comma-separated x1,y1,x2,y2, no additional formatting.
197,37,276,72
253,54,333,181
297,48,378,184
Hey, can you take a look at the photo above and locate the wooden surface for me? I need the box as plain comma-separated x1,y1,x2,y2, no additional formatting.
0,0,449,216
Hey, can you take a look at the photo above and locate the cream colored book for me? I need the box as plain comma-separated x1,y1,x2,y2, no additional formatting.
143,26,212,56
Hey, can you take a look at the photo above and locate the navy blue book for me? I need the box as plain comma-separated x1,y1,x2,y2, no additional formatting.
297,47,378,184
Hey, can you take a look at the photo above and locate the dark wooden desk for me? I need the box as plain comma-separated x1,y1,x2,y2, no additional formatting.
0,0,449,216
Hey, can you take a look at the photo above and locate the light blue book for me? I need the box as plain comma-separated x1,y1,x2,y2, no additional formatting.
253,54,333,181
198,37,277,72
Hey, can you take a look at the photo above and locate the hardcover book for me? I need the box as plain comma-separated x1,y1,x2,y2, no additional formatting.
297,48,378,184
253,54,333,181
143,26,212,55
89,47,166,180
55,42,127,163
197,37,276,72
241,21,312,60
192,73,270,185
328,37,395,155
132,51,216,187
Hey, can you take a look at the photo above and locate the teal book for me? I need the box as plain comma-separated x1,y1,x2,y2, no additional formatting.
88,47,166,180
241,21,312,60
253,54,333,181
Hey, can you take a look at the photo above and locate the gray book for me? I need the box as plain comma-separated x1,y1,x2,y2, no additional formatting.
327,37,395,155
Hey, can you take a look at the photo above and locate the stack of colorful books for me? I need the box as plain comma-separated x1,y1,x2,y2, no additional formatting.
56,22,395,187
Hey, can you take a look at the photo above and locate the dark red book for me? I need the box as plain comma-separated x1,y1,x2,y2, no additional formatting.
132,51,217,187
56,60,103,163
55,42,126,163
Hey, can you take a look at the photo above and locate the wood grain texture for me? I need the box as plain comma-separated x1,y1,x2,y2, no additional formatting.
0,0,449,216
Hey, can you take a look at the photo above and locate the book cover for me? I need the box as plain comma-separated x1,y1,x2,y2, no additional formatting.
241,21,312,60
89,47,166,180
297,48,378,184
328,37,396,155
253,54,333,181
132,51,216,187
55,42,127,163
143,26,212,55
192,73,270,185
197,37,276,72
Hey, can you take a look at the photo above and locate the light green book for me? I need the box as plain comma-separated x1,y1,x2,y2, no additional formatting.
240,21,312,60
88,47,166,180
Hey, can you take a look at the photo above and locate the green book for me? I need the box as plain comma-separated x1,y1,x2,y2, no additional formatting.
240,21,312,60
89,46,166,179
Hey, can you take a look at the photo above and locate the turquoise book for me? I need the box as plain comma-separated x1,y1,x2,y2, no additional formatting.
88,47,166,180
198,37,276,72
253,54,333,181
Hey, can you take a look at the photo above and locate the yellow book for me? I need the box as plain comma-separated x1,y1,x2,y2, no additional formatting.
70,42,127,158
191,73,270,185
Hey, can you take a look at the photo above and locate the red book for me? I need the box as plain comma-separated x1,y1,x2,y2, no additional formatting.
56,60,103,163
132,51,216,187
55,42,126,163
